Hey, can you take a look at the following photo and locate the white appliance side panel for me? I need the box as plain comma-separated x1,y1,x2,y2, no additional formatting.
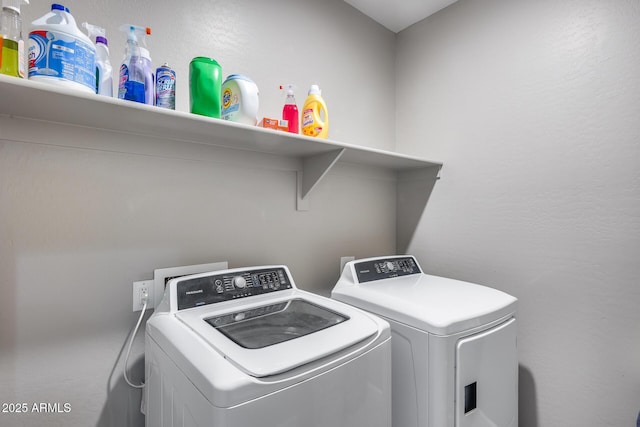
387,320,430,427
146,336,226,427
455,318,518,427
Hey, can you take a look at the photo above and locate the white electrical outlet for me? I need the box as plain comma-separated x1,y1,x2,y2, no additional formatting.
132,280,154,312
129,261,228,312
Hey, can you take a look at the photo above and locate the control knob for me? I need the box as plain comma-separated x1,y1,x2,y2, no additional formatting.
385,261,396,271
232,276,247,289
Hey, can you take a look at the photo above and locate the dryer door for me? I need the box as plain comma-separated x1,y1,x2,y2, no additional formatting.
455,318,517,427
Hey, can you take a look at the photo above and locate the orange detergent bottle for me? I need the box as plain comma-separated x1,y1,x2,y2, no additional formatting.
301,84,329,139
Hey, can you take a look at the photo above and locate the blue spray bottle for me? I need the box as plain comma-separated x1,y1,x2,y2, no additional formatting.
118,24,152,104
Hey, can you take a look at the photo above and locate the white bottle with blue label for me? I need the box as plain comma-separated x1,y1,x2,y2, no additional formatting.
82,22,113,97
28,3,96,93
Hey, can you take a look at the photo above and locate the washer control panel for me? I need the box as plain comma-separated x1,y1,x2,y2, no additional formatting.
354,256,421,283
176,267,293,310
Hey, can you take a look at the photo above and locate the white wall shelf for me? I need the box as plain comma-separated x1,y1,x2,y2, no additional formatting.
0,75,442,251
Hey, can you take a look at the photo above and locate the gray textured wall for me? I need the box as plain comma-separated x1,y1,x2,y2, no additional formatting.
3,0,638,426
396,0,640,425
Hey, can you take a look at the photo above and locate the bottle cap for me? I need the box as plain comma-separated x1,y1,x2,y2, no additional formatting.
225,74,255,83
191,57,219,66
3,0,29,13
309,84,321,95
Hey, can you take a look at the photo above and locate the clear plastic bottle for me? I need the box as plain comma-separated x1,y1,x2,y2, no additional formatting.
282,84,298,134
118,25,152,104
0,0,29,78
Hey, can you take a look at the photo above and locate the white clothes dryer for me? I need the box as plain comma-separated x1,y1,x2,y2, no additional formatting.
145,265,391,427
332,256,518,427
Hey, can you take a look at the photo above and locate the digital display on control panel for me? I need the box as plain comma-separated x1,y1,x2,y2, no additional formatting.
354,257,421,283
177,268,292,310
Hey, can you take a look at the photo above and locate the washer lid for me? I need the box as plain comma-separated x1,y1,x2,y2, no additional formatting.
206,298,347,349
333,273,517,336
176,291,383,377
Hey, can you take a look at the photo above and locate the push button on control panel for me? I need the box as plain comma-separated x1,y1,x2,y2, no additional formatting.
214,279,224,293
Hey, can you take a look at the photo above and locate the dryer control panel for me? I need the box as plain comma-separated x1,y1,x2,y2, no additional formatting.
176,267,293,310
354,256,421,283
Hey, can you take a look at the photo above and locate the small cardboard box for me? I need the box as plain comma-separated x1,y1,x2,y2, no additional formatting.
260,117,289,132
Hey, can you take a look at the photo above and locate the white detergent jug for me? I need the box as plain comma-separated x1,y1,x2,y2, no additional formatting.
221,74,259,126
28,3,95,93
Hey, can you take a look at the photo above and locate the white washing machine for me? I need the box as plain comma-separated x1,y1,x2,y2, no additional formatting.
145,264,391,427
332,255,518,427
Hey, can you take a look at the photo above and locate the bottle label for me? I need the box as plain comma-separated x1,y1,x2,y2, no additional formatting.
1,38,20,77
118,64,146,103
302,108,314,127
302,107,324,137
118,64,129,99
28,30,95,91
221,87,240,120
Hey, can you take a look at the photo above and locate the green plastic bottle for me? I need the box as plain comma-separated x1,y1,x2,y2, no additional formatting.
189,57,222,118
